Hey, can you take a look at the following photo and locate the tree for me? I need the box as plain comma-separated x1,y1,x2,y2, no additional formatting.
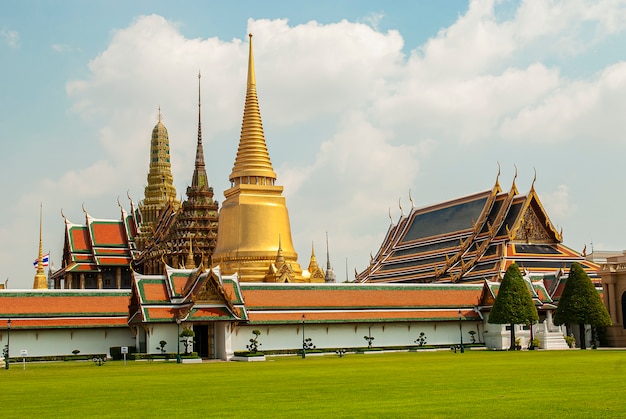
246,329,262,354
179,328,195,355
553,262,611,349
488,262,539,350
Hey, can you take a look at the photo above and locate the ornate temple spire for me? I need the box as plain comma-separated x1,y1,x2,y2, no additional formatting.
213,34,307,282
325,232,337,283
134,75,220,274
192,71,209,190
229,33,277,185
185,238,195,269
33,203,48,289
135,109,180,251
307,241,319,273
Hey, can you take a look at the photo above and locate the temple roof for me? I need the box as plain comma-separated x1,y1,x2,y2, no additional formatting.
51,208,138,279
357,176,599,284
0,290,131,328
239,282,483,324
128,266,246,324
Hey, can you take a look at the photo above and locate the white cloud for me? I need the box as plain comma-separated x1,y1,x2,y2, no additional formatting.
541,184,575,219
51,44,75,53
1,27,20,48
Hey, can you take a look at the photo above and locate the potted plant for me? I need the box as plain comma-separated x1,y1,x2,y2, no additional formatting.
529,337,540,350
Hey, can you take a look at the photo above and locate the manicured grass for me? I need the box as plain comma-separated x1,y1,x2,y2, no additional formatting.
2,350,625,418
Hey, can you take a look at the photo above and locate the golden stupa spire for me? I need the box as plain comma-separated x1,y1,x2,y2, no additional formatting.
33,203,48,289
229,33,277,185
212,34,306,282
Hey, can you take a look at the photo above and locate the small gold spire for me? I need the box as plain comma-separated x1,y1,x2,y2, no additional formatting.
33,203,48,289
185,237,195,269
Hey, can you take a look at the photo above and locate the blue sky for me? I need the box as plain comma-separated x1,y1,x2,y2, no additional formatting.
1,0,626,289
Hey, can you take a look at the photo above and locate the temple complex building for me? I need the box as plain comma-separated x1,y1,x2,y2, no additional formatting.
134,74,219,274
211,34,318,283
356,172,599,285
7,34,623,362
134,110,181,252
598,251,626,346
49,204,138,289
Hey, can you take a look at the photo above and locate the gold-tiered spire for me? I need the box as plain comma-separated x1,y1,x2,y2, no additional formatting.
135,109,181,251
213,34,306,282
33,203,48,289
229,34,277,185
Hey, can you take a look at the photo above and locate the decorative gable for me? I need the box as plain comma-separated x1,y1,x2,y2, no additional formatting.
514,205,554,243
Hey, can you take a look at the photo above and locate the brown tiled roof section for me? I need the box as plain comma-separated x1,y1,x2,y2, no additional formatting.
241,284,482,309
141,282,169,302
144,307,178,321
70,227,90,252
91,222,127,246
0,293,129,316
7,318,129,328
248,309,480,323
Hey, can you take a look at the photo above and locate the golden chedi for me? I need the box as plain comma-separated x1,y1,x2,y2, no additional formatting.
212,34,308,282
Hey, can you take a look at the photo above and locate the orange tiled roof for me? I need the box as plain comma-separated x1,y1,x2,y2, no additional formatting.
0,290,130,329
248,309,480,324
240,283,483,310
239,283,483,324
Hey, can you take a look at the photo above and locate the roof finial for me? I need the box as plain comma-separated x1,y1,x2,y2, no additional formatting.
388,207,393,224
409,189,415,208
399,198,404,217
531,166,537,191
158,106,162,123
247,33,256,88
495,162,501,189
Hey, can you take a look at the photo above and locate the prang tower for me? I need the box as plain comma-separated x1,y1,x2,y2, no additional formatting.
135,110,181,251
212,34,304,282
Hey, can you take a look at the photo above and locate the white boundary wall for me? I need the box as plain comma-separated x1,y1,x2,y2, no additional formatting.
0,327,135,358
230,321,483,353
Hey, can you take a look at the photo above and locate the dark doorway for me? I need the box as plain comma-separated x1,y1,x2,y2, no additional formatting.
194,324,209,358
622,292,626,329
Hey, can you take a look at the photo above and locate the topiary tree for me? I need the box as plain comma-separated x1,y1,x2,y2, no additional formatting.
553,262,611,349
156,340,167,354
246,329,262,354
414,332,427,347
488,262,538,350
179,328,195,355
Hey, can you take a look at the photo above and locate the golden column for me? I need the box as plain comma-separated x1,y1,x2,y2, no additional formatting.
33,203,48,289
212,34,302,282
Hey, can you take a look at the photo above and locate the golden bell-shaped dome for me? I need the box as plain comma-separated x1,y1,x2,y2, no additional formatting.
212,35,303,282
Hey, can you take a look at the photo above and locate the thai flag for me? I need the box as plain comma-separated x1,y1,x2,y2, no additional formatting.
33,253,50,268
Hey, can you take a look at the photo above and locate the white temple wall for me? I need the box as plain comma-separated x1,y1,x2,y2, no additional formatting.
0,328,135,358
231,321,483,352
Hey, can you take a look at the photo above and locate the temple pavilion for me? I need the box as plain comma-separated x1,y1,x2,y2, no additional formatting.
356,171,599,286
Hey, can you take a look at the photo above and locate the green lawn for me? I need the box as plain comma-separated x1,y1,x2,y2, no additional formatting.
2,350,625,418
